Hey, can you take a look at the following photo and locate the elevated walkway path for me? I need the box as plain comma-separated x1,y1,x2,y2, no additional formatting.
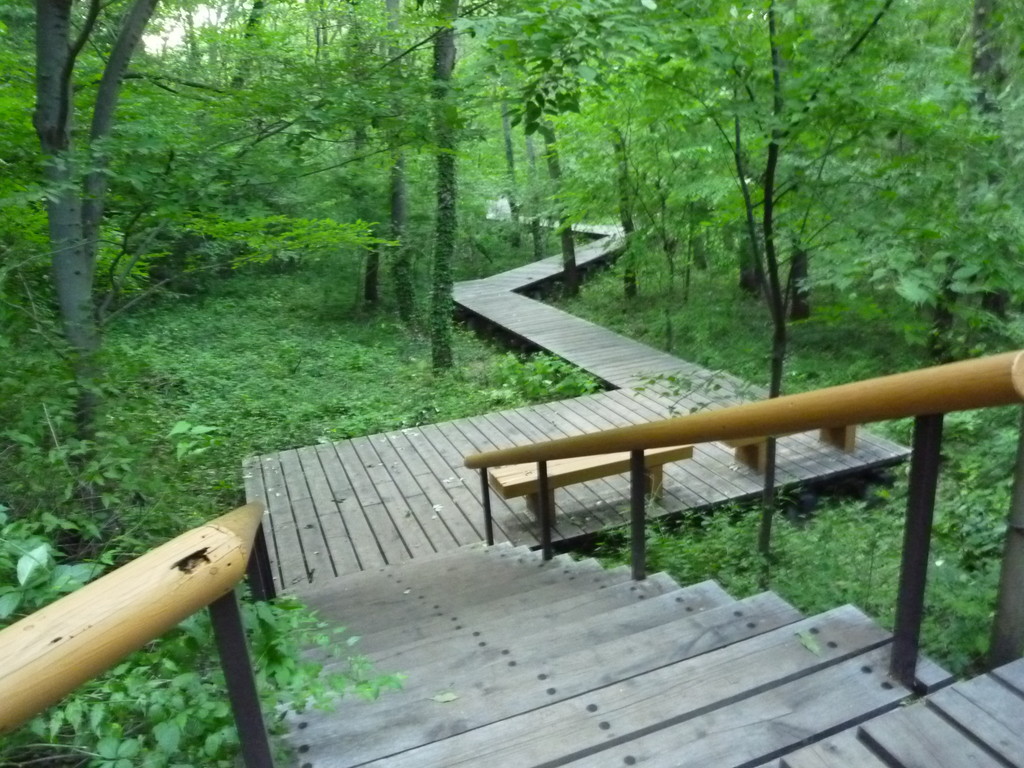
245,223,908,593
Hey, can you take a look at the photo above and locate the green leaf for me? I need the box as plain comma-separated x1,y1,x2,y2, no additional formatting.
796,630,822,655
17,543,50,586
97,736,121,760
167,421,192,437
431,691,459,703
0,591,21,619
640,0,657,8
154,721,181,753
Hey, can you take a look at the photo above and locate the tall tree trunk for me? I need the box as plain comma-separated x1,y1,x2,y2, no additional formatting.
500,101,521,246
538,122,578,296
756,2,788,566
429,0,458,370
231,0,265,88
613,128,637,299
524,132,544,261
35,0,159,441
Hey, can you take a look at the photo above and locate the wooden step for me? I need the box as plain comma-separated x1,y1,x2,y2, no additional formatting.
292,592,801,767
308,551,599,636
338,605,896,767
774,658,1024,768
324,571,692,669
293,541,528,599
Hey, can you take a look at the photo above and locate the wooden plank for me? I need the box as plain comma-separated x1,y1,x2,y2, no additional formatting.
928,675,1024,767
277,450,335,583
349,435,446,554
259,452,312,589
859,703,1005,768
393,427,480,541
359,433,456,550
294,447,357,578
348,605,894,768
312,442,387,572
331,439,412,565
780,731,890,768
406,424,489,543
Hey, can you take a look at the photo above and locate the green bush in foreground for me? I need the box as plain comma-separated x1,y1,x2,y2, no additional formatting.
0,509,402,768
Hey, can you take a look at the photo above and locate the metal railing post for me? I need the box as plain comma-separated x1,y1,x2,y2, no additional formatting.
209,589,275,768
480,469,494,546
890,413,944,690
630,449,646,581
989,407,1024,668
246,521,276,602
537,461,553,560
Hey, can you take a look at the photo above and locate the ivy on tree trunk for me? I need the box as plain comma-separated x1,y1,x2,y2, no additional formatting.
429,0,458,370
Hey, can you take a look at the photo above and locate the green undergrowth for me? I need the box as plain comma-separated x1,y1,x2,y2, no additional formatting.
567,255,1021,677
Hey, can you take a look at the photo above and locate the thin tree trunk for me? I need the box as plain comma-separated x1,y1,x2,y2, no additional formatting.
353,126,380,307
429,0,458,370
757,1,789,566
538,122,578,296
500,101,521,246
613,128,637,299
972,0,1009,318
789,247,810,320
524,132,544,261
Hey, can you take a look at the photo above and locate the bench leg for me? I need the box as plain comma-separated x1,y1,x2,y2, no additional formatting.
734,442,768,474
820,425,857,452
526,489,556,525
643,466,665,500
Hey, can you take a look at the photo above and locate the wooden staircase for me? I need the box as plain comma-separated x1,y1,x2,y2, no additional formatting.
285,543,950,768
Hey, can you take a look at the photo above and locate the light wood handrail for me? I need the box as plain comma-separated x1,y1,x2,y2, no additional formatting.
0,502,265,734
465,351,1024,469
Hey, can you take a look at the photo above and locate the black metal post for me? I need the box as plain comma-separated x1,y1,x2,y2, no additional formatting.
630,449,646,581
246,522,276,602
890,413,944,691
480,469,494,546
537,461,553,560
209,589,275,768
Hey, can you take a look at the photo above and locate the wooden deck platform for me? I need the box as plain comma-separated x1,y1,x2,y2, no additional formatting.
245,224,910,593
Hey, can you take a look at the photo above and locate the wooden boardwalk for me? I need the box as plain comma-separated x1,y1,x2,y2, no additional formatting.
245,224,909,593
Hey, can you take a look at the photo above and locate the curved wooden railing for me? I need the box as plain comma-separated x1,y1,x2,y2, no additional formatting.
0,503,277,767
465,350,1024,690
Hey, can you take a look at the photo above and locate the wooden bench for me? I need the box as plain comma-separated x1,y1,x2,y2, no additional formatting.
725,425,858,473
487,445,695,521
